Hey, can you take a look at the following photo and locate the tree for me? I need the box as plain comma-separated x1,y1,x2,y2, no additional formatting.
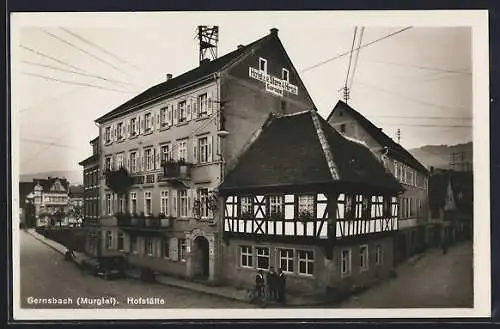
105,167,133,214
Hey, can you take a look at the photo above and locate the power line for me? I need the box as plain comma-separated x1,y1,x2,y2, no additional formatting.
369,115,472,120
369,59,472,75
345,27,358,88
375,123,471,128
42,29,133,77
21,138,78,149
301,26,413,73
20,87,81,113
20,44,90,74
21,60,133,87
355,80,468,112
21,134,78,166
60,27,142,71
348,26,365,91
22,72,134,94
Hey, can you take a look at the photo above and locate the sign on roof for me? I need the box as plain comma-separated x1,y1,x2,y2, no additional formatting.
248,67,298,97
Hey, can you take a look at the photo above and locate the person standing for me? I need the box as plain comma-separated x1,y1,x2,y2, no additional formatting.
255,270,265,299
278,268,287,304
267,267,278,301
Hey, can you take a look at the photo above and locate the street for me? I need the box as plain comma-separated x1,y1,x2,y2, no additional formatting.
339,241,474,308
20,230,250,309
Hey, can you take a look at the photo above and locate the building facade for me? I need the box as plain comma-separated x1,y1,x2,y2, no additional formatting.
327,101,429,265
89,28,316,281
24,177,70,227
79,136,101,256
219,110,402,299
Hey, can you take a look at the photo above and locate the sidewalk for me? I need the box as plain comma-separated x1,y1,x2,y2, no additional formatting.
25,229,321,307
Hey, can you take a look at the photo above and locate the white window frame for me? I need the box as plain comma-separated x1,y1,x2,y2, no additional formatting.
144,191,152,216
179,190,188,217
259,57,267,73
198,136,209,163
197,188,209,218
340,248,352,277
198,93,208,117
278,248,294,273
360,245,369,271
375,245,383,265
161,144,171,162
145,237,154,257
117,122,123,140
282,68,289,82
297,250,314,276
144,148,154,171
178,101,187,123
105,193,112,215
160,107,168,126
256,246,270,270
178,140,187,162
298,194,314,216
240,245,254,268
130,192,137,214
179,238,187,262
144,112,152,132
160,190,169,215
130,117,137,136
105,156,112,171
116,153,124,169
240,196,253,216
105,126,111,143
129,151,137,173
269,195,283,215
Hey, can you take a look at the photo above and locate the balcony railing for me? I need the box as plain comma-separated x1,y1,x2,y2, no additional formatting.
116,213,172,229
160,160,192,181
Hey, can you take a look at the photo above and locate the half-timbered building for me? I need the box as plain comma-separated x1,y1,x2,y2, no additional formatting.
218,110,403,299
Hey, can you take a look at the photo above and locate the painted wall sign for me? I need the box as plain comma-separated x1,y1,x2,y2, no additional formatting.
249,67,299,96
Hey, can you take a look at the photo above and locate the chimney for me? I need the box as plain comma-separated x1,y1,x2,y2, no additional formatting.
270,28,279,36
166,73,173,81
237,44,244,49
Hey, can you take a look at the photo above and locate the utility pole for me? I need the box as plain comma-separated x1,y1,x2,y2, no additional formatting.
396,129,401,144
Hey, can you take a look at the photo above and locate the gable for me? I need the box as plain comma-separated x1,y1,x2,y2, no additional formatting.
51,179,66,192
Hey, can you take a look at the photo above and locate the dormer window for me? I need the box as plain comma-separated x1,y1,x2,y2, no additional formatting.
282,68,289,82
259,58,267,73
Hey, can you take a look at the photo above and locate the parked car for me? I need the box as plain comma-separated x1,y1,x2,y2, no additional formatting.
81,255,127,280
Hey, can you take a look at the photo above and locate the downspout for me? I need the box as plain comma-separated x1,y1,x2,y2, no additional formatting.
94,121,102,258
214,71,223,283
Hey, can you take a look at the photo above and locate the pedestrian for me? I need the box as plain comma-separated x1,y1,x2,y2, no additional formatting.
267,266,278,301
277,268,287,304
255,270,265,299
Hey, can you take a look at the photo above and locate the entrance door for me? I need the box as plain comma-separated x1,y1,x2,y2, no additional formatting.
193,236,210,279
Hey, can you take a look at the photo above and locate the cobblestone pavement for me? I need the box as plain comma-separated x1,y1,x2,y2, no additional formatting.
339,241,473,308
20,230,251,309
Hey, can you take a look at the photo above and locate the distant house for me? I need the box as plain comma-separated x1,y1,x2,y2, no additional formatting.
25,177,70,226
69,185,84,212
428,168,473,243
219,110,402,300
326,100,430,265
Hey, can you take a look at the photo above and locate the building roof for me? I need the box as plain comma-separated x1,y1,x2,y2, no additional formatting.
69,185,84,198
19,182,34,208
78,154,99,166
90,136,99,144
32,177,70,193
327,100,429,174
428,170,473,215
95,34,268,124
220,110,402,193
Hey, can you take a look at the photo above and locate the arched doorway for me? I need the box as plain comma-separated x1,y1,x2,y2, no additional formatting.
193,236,210,279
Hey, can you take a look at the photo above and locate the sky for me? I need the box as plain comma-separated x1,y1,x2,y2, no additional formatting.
13,11,474,176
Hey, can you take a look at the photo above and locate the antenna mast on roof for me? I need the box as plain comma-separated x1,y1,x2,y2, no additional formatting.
396,128,401,144
197,26,219,64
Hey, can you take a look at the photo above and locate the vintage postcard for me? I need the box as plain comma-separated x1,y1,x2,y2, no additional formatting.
10,10,490,320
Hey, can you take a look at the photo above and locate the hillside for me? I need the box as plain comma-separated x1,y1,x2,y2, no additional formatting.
20,170,83,185
408,142,473,170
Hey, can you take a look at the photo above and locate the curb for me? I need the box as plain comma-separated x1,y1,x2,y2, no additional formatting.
26,230,67,255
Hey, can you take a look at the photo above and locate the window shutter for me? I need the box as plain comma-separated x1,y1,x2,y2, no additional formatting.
173,105,178,125
157,110,160,126
173,193,178,217
170,237,178,261
156,146,161,169
192,138,198,164
207,91,213,115
126,155,130,171
208,135,213,162
187,101,192,121
167,106,172,126
192,99,198,119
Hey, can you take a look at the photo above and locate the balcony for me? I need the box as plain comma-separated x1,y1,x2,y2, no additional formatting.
116,213,172,230
159,160,192,183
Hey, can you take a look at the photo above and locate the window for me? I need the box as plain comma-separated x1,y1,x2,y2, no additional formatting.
198,93,208,117
117,232,124,250
130,236,137,254
298,250,314,275
198,137,209,163
280,100,287,112
282,68,289,82
371,196,384,218
279,249,294,273
144,191,152,216
269,195,282,216
375,245,383,265
129,152,137,173
160,190,169,215
162,238,170,258
118,195,126,213
144,148,154,171
298,194,314,217
116,153,124,169
197,188,209,218
259,58,267,73
117,122,123,140
105,156,112,171
130,118,137,136
345,194,354,218
145,238,154,256
256,247,270,270
340,124,346,133
144,113,152,131
178,140,187,162
360,245,369,271
105,127,111,143
160,107,168,126
106,231,113,249
340,248,351,276
130,192,137,214
161,144,171,162
178,238,187,261
355,195,363,219
241,196,253,216
105,193,112,215
179,190,188,217
178,101,187,123
240,246,253,268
